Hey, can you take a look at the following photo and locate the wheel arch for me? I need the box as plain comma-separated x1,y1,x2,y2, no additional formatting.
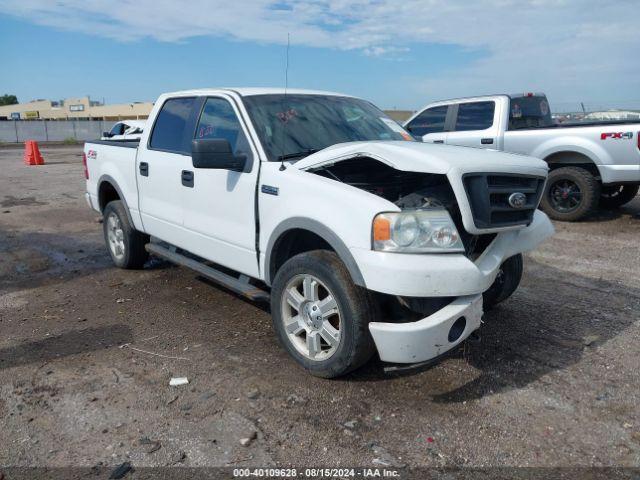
543,151,601,178
264,218,366,288
97,175,134,226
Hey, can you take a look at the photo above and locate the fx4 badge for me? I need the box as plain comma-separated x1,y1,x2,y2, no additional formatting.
601,132,633,140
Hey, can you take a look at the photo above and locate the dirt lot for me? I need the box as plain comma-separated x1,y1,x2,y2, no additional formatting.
1,145,639,474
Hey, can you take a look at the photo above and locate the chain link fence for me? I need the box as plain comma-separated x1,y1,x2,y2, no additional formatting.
0,120,110,143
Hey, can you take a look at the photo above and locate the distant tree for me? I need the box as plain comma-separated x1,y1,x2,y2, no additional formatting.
0,94,18,106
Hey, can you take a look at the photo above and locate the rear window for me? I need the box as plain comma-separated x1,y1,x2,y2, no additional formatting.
149,97,196,153
509,96,554,130
406,105,448,136
454,101,495,131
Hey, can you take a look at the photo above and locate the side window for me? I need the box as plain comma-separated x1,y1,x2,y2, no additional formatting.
406,105,448,136
454,101,495,131
195,98,252,159
110,123,125,136
149,97,196,153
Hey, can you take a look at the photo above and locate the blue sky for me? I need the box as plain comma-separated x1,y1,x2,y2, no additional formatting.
0,15,477,109
1,0,639,111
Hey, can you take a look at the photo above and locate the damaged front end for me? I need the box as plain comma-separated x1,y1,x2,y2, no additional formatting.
308,156,496,261
300,149,553,364
308,156,495,363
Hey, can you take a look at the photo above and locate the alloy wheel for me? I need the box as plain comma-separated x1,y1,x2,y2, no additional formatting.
549,179,582,213
280,274,341,361
106,212,126,260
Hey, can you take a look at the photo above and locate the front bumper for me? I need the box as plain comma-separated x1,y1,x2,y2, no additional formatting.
359,209,554,364
369,294,483,363
351,209,554,297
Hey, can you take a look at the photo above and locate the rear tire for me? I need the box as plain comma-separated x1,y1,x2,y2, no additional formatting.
540,166,600,221
103,200,149,269
599,184,639,209
483,254,523,309
270,250,375,378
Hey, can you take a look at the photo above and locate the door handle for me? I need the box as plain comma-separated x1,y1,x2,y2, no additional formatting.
181,170,194,188
139,162,149,176
481,138,494,145
433,140,444,144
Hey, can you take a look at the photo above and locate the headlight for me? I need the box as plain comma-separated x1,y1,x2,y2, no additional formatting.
372,209,465,253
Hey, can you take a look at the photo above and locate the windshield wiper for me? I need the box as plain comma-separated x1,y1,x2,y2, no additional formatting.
277,149,319,161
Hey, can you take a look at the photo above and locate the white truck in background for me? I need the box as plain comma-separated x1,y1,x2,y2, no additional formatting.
101,120,145,141
404,93,640,221
84,88,553,378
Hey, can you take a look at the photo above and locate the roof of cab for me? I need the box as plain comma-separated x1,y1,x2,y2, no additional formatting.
161,87,352,98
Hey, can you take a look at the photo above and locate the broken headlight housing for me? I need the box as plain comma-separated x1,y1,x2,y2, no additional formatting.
372,209,465,253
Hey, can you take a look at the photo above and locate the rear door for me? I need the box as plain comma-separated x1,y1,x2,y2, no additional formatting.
404,105,450,144
181,96,260,277
446,100,500,148
137,96,198,247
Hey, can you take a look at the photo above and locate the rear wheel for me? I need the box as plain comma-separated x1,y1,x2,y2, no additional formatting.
540,166,600,221
599,184,639,209
483,254,523,309
270,250,375,378
103,200,149,269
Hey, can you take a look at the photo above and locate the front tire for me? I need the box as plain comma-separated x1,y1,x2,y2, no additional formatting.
599,184,639,209
483,254,523,309
540,166,600,221
270,250,375,378
103,200,149,269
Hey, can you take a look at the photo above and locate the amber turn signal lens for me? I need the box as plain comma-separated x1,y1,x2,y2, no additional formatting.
373,216,391,241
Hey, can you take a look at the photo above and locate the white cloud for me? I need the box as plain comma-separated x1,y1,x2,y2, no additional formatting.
1,0,639,106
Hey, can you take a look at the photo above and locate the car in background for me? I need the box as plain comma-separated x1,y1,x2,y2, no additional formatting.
404,93,640,221
101,120,145,141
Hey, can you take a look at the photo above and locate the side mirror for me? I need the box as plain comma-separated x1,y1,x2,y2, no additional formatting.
191,139,246,172
103,131,113,138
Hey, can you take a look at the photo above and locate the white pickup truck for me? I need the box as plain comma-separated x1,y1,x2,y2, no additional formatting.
84,88,553,378
404,93,640,221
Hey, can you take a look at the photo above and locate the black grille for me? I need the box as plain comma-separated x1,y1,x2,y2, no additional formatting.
462,173,545,229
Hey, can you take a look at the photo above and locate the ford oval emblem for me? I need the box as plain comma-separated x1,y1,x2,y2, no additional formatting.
508,192,527,209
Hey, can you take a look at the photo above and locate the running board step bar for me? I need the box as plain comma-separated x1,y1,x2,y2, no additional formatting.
145,243,270,302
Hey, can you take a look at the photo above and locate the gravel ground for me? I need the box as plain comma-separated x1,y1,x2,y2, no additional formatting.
1,145,639,475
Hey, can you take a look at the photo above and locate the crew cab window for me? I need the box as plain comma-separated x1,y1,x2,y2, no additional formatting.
149,96,196,154
454,101,495,131
405,106,448,136
110,123,125,136
195,98,252,159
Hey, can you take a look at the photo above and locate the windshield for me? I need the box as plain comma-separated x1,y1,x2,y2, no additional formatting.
242,94,413,161
508,96,555,130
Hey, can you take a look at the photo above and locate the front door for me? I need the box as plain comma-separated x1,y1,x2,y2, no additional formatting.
181,96,260,277
404,104,450,144
445,101,500,149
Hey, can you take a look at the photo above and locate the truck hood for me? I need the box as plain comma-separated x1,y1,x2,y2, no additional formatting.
294,141,548,175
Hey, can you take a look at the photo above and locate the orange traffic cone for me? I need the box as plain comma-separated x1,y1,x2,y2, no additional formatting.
23,140,45,165
23,140,36,165
33,141,45,165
